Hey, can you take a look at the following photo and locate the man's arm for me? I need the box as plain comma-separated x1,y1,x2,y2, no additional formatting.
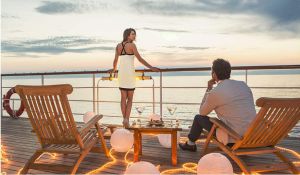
199,91,217,116
199,79,217,116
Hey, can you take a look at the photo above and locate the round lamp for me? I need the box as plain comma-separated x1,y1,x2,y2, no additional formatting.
157,132,180,148
197,153,233,174
124,161,160,175
110,128,134,152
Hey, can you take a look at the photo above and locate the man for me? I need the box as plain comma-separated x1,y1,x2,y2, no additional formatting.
179,58,256,152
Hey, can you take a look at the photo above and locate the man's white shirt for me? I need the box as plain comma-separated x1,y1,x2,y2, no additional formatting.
200,79,256,143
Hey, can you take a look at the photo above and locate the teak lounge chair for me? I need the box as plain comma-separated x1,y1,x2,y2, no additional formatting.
202,97,300,174
15,84,109,174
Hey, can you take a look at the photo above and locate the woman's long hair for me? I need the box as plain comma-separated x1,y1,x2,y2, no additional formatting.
123,28,136,42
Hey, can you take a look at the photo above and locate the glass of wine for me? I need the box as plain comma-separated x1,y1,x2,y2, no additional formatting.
167,105,177,116
135,106,145,125
167,105,177,126
135,106,145,116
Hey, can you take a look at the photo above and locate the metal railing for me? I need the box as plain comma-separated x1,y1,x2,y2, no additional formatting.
1,64,300,123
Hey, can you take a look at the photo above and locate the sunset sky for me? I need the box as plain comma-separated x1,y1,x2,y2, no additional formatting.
1,0,300,73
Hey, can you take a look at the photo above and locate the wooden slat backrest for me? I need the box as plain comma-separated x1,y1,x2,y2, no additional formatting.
15,84,83,148
233,98,300,150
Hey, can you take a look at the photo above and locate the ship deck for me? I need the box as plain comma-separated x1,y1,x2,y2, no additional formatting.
1,116,300,174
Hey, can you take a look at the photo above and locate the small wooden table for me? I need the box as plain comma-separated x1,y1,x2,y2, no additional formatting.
128,121,182,166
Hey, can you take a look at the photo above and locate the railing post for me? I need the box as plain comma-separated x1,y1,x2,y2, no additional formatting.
152,79,155,114
97,79,101,115
12,99,15,118
41,75,44,85
245,69,248,84
1,75,3,117
160,72,163,117
93,73,96,113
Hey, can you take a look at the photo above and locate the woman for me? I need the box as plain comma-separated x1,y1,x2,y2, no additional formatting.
111,28,160,128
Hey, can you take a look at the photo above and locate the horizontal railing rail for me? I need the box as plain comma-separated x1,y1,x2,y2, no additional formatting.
2,86,300,89
1,64,300,126
2,64,300,76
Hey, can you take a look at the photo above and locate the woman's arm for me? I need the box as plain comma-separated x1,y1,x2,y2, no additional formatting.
112,45,119,72
132,44,160,71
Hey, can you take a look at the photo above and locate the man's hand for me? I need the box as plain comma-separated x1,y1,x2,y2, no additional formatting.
207,78,216,91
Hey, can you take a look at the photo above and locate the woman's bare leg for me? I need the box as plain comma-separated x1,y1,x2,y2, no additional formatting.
120,90,127,119
125,90,134,120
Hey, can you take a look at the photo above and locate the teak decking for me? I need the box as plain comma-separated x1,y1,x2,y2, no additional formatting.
1,117,300,174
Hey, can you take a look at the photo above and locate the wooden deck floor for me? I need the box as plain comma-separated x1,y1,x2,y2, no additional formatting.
1,116,299,174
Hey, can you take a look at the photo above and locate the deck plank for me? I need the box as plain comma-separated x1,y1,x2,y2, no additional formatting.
1,117,299,174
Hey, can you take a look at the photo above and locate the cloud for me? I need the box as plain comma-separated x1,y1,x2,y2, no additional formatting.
131,0,300,36
156,55,209,65
132,0,196,16
19,36,115,47
2,43,113,54
33,0,300,37
35,1,107,14
139,27,189,33
3,53,48,58
163,46,211,50
179,46,211,50
225,22,300,38
131,0,300,24
1,36,115,56
147,50,210,65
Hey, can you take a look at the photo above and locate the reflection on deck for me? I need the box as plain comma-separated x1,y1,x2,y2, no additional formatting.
1,117,299,174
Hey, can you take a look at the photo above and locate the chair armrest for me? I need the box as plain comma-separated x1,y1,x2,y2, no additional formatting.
78,114,103,135
209,118,243,141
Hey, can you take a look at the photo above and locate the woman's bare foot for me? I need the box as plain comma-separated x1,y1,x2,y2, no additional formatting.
122,118,130,128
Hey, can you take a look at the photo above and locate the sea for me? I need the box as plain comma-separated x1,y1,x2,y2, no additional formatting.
2,71,300,137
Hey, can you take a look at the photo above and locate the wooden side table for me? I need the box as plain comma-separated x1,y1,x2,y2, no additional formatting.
128,123,182,166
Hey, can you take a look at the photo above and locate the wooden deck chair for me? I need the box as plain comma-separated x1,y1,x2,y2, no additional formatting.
15,84,109,174
202,97,300,174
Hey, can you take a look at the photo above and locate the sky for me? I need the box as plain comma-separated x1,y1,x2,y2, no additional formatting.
1,0,300,73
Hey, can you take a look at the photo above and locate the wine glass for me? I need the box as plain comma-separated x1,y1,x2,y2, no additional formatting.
135,106,145,125
135,106,145,116
167,105,177,126
167,105,177,116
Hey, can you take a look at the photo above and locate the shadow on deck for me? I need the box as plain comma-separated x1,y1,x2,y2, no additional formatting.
1,117,299,174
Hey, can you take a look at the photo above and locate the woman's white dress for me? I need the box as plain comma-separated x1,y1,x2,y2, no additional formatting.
118,42,136,90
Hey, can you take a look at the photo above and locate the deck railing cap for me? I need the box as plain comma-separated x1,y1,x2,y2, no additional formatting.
1,64,300,76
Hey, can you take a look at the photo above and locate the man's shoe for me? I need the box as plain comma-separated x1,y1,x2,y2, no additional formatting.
179,141,197,152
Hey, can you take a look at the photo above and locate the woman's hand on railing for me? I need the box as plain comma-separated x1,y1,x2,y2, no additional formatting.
108,69,116,73
150,67,160,72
